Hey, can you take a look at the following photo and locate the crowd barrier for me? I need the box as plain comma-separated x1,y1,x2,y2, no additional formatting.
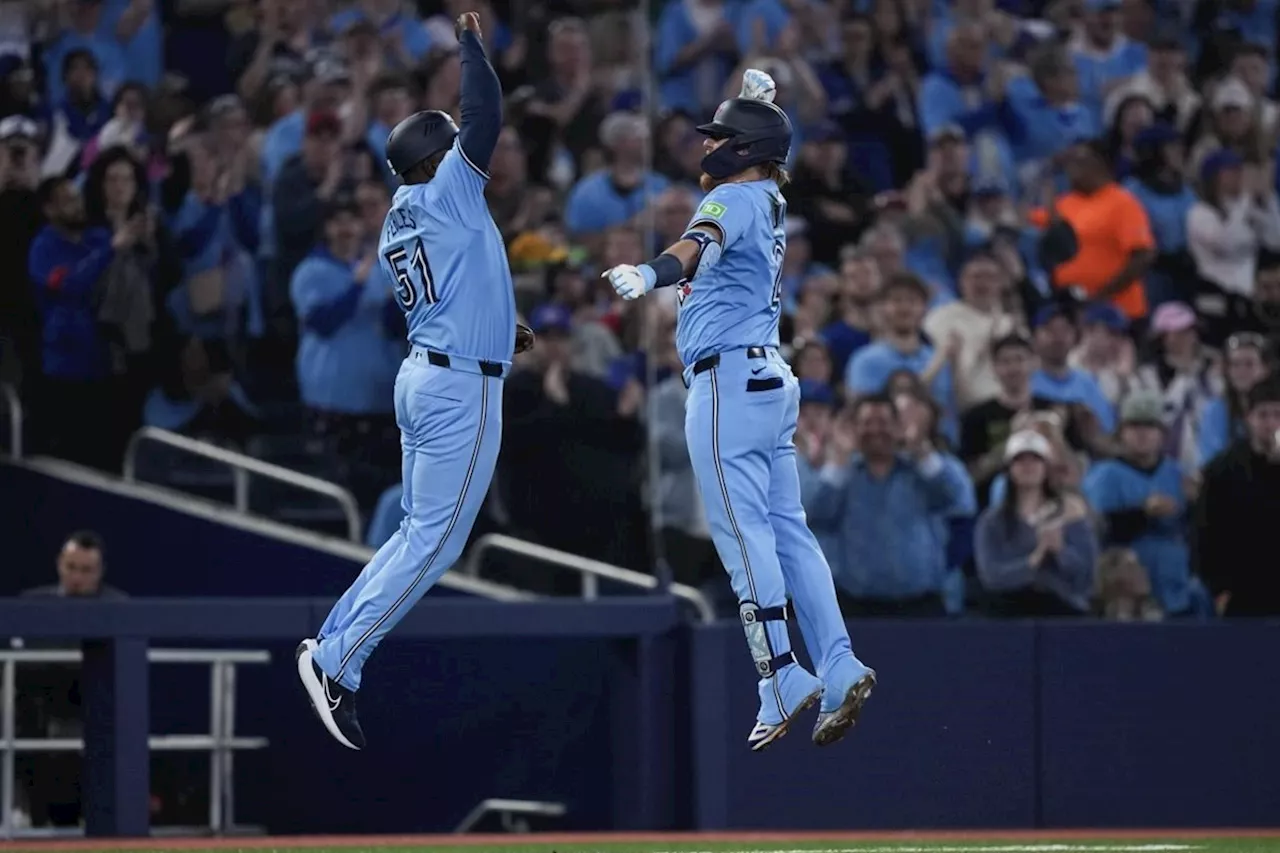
1,598,1277,836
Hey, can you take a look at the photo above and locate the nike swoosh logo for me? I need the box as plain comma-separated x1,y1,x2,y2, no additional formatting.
751,367,766,375
323,680,340,712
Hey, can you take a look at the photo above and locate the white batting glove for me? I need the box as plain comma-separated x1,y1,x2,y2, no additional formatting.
740,68,777,103
602,264,656,301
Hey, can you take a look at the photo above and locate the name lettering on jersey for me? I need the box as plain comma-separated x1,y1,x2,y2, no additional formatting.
385,207,417,240
698,200,727,220
770,193,785,230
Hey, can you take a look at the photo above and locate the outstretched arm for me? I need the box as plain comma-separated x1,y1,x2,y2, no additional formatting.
601,222,724,300
455,13,502,176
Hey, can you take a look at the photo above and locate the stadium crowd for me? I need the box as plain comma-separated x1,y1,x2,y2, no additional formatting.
2,0,1280,622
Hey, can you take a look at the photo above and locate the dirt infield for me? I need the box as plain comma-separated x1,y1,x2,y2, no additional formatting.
9,829,1280,850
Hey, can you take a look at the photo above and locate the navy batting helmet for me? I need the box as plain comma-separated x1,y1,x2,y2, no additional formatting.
696,98,792,180
385,110,459,178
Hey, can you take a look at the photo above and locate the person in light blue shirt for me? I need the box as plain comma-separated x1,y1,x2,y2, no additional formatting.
98,0,161,89
330,3,433,67
290,198,401,421
846,272,957,443
1122,123,1198,308
1030,301,1117,432
41,0,128,106
289,197,402,513
918,23,1018,181
654,0,739,119
364,74,416,187
794,379,841,569
736,0,792,56
1007,45,1097,181
1069,0,1148,128
1083,391,1198,615
804,393,972,616
564,112,670,242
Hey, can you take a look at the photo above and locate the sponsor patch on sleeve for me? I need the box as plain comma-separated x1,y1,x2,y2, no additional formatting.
698,200,727,219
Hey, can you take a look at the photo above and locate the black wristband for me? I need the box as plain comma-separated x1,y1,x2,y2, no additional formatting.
646,253,685,289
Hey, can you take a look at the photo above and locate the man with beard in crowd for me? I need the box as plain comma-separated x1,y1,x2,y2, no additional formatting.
28,175,146,470
1194,376,1280,616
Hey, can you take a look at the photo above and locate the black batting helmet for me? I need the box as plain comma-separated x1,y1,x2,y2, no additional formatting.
385,110,459,178
696,98,792,180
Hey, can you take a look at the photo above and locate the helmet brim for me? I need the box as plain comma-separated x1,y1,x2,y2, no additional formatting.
695,121,736,139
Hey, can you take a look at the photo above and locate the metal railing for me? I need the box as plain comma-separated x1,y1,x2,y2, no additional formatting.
0,648,269,840
454,798,566,833
463,533,716,624
123,426,363,543
1,383,20,459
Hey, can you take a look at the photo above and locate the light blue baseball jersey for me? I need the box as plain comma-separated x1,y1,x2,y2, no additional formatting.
675,180,786,367
378,138,515,363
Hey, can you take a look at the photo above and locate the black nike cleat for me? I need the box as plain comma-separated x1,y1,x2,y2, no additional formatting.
296,640,365,750
812,670,876,747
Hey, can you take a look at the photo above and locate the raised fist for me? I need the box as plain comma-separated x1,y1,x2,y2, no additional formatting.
455,12,482,39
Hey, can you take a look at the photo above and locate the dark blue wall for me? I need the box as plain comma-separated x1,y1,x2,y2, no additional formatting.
71,618,1280,834
692,621,1038,830
689,620,1280,830
0,463,470,599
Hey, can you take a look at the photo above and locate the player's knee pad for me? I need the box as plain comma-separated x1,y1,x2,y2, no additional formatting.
739,599,796,679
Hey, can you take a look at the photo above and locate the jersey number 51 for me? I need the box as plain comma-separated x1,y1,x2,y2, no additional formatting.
385,238,437,310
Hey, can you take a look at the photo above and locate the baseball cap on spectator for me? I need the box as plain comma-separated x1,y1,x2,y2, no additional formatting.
306,109,343,138
1032,300,1078,330
1248,376,1280,410
1120,391,1165,428
0,115,38,143
799,380,835,407
1004,429,1053,463
207,94,244,119
929,123,966,145
315,59,352,87
972,175,1010,198
1200,148,1243,185
807,120,843,144
331,7,379,36
529,303,573,335
991,331,1034,357
1134,123,1179,148
1151,301,1197,335
1212,77,1254,112
1083,303,1128,333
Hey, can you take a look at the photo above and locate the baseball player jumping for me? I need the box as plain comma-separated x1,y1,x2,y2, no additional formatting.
602,72,876,751
297,11,532,750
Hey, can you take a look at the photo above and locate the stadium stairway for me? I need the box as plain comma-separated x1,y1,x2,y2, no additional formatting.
0,452,526,600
